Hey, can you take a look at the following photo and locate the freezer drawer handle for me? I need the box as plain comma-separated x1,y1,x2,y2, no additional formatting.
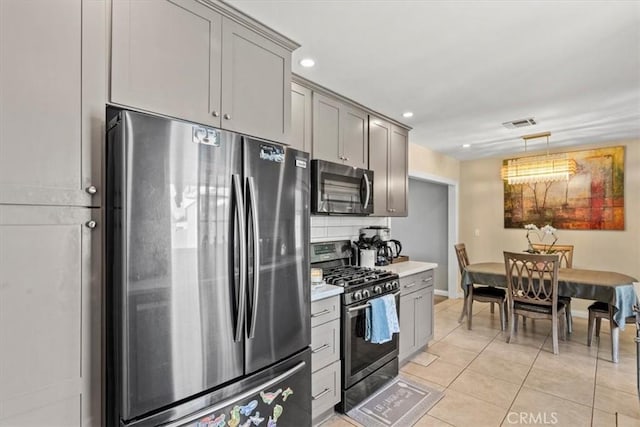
312,388,331,401
312,343,331,354
163,361,307,427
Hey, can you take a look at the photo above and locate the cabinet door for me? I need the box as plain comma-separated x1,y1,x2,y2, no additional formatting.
368,116,390,216
221,18,291,143
290,82,312,153
388,125,408,216
415,286,434,347
341,106,369,169
111,0,222,128
399,293,416,362
0,0,104,207
0,206,100,427
312,92,342,163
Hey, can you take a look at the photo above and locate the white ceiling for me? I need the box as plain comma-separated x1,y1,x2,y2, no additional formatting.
228,0,640,160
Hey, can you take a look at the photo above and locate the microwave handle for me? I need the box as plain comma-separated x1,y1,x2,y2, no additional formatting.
363,172,371,210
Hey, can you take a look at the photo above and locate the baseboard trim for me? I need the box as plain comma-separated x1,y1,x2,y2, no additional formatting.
434,289,449,297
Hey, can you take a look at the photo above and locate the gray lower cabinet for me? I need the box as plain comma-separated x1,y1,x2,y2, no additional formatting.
312,92,368,169
290,82,312,153
0,205,101,427
110,0,293,144
310,296,342,425
399,270,435,363
0,0,105,207
369,116,408,216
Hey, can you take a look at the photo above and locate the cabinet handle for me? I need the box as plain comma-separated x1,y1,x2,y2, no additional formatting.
404,282,416,289
344,157,349,161
311,309,331,318
422,277,433,282
85,185,97,195
211,111,220,117
85,220,97,229
312,343,330,354
223,113,231,120
312,388,331,401
416,295,423,300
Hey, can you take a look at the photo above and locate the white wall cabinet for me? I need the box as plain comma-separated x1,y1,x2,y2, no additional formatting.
398,270,434,363
111,0,293,143
0,206,101,427
369,116,408,216
0,0,105,207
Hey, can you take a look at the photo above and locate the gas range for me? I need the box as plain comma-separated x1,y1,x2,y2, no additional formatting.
310,241,399,306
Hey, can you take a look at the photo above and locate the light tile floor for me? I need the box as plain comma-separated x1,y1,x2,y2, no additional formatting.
320,298,640,427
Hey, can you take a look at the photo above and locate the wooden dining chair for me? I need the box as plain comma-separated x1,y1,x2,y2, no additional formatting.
587,301,636,363
455,243,506,331
503,251,567,355
530,244,574,333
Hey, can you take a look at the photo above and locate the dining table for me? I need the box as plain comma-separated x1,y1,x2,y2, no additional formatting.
461,262,638,363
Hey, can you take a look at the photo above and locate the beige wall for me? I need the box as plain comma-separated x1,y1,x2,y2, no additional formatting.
409,142,460,182
459,140,640,312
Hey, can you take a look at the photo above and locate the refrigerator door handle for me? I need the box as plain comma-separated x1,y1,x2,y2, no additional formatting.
162,361,307,427
232,174,247,343
247,176,260,339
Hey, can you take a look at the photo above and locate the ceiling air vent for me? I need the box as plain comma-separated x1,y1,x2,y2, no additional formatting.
502,118,537,129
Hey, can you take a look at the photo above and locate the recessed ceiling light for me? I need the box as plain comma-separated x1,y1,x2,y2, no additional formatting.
299,58,315,68
402,112,414,118
462,144,471,148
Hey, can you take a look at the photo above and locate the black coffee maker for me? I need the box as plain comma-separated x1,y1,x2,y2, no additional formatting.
355,228,403,266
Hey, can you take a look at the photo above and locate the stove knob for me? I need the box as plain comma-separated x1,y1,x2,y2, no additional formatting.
362,289,371,299
374,285,382,294
353,291,363,301
392,280,399,289
385,282,393,291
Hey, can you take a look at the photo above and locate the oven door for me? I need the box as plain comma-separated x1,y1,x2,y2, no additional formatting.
342,292,399,389
311,160,373,215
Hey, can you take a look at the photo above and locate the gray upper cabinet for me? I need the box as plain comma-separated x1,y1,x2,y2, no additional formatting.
0,205,101,427
368,116,408,216
111,0,293,144
290,82,312,153
389,125,409,215
111,0,223,128
312,92,368,168
221,19,291,143
0,0,105,207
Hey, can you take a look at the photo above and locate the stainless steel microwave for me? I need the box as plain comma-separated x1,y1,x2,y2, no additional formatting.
311,159,373,215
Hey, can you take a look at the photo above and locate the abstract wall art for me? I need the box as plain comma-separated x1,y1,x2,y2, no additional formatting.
504,146,625,230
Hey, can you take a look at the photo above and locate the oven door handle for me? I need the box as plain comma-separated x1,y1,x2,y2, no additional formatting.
347,291,400,312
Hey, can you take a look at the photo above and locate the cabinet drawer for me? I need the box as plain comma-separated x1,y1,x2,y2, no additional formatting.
311,318,340,371
310,296,340,327
311,360,341,418
399,269,434,296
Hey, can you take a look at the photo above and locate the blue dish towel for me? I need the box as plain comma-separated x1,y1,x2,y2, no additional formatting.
365,294,400,344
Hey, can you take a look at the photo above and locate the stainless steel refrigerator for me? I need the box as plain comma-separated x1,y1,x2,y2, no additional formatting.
106,109,311,427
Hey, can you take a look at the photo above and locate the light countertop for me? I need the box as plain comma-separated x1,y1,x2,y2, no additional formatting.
379,261,438,278
310,283,344,302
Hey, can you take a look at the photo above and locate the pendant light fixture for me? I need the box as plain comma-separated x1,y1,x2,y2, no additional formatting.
501,132,577,185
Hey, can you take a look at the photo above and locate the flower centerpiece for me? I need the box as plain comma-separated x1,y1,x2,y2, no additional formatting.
524,223,558,254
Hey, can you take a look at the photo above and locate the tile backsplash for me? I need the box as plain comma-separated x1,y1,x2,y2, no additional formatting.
310,216,390,243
